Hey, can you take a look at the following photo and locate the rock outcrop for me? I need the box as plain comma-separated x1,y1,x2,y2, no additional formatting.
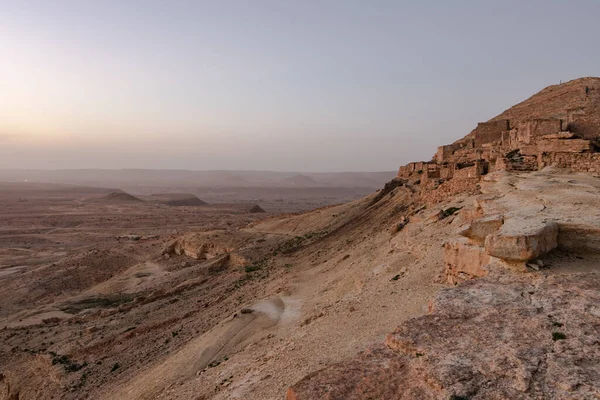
287,268,600,399
162,232,236,260
485,219,558,261
288,78,600,399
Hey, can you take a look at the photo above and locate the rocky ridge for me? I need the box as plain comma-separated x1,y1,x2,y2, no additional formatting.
287,78,600,399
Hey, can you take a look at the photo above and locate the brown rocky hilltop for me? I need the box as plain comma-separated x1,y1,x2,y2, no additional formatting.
397,77,600,203
287,77,600,399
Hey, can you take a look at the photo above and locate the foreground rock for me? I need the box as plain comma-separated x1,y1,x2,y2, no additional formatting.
287,268,600,399
484,219,558,261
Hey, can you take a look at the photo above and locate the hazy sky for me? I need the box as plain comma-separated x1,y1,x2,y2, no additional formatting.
1,0,599,171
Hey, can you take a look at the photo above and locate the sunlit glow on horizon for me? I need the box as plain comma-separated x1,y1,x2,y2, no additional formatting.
1,1,599,171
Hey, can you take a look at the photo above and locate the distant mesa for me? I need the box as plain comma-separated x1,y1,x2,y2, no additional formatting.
89,191,144,203
248,204,266,213
150,193,208,207
283,174,319,187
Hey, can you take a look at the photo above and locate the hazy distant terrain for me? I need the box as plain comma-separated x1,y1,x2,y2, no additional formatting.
0,170,395,213
0,169,395,188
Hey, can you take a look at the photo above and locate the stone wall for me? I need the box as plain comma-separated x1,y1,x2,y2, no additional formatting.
521,138,593,155
424,163,440,179
440,163,455,179
529,119,563,138
474,120,509,147
436,142,464,163
567,105,600,139
397,111,599,204
397,161,427,177
453,161,485,180
421,178,479,204
504,119,562,149
539,152,600,173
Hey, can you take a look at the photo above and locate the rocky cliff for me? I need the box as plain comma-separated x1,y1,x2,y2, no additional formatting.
287,79,600,399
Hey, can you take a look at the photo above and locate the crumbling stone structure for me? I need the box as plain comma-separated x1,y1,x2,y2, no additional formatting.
398,82,600,201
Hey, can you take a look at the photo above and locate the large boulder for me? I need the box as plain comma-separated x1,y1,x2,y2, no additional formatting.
458,214,504,244
485,219,558,261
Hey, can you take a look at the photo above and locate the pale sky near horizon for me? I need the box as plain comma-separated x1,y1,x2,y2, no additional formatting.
1,0,600,172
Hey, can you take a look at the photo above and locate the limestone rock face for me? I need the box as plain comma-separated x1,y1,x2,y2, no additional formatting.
557,223,600,253
485,219,558,261
444,238,490,284
458,214,504,244
287,270,600,399
163,234,234,260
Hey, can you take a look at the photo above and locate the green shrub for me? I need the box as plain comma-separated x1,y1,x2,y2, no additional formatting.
442,207,462,218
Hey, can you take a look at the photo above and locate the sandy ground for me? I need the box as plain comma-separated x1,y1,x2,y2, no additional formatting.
4,170,597,399
0,178,468,399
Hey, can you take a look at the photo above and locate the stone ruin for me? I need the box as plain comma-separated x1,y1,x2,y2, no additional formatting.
397,104,600,200
395,81,600,284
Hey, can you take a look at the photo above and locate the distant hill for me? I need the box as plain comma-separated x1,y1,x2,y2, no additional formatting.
150,193,208,207
248,204,266,213
283,175,320,187
0,170,396,189
89,191,144,204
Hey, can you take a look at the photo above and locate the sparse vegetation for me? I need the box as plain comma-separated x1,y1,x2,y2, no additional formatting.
552,332,567,341
59,295,133,314
395,218,409,233
441,207,462,218
273,230,329,255
110,363,120,372
207,356,229,369
52,354,87,373
244,264,262,273
244,257,268,273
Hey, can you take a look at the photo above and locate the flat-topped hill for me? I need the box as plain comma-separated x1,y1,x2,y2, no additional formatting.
89,191,144,203
150,193,208,207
